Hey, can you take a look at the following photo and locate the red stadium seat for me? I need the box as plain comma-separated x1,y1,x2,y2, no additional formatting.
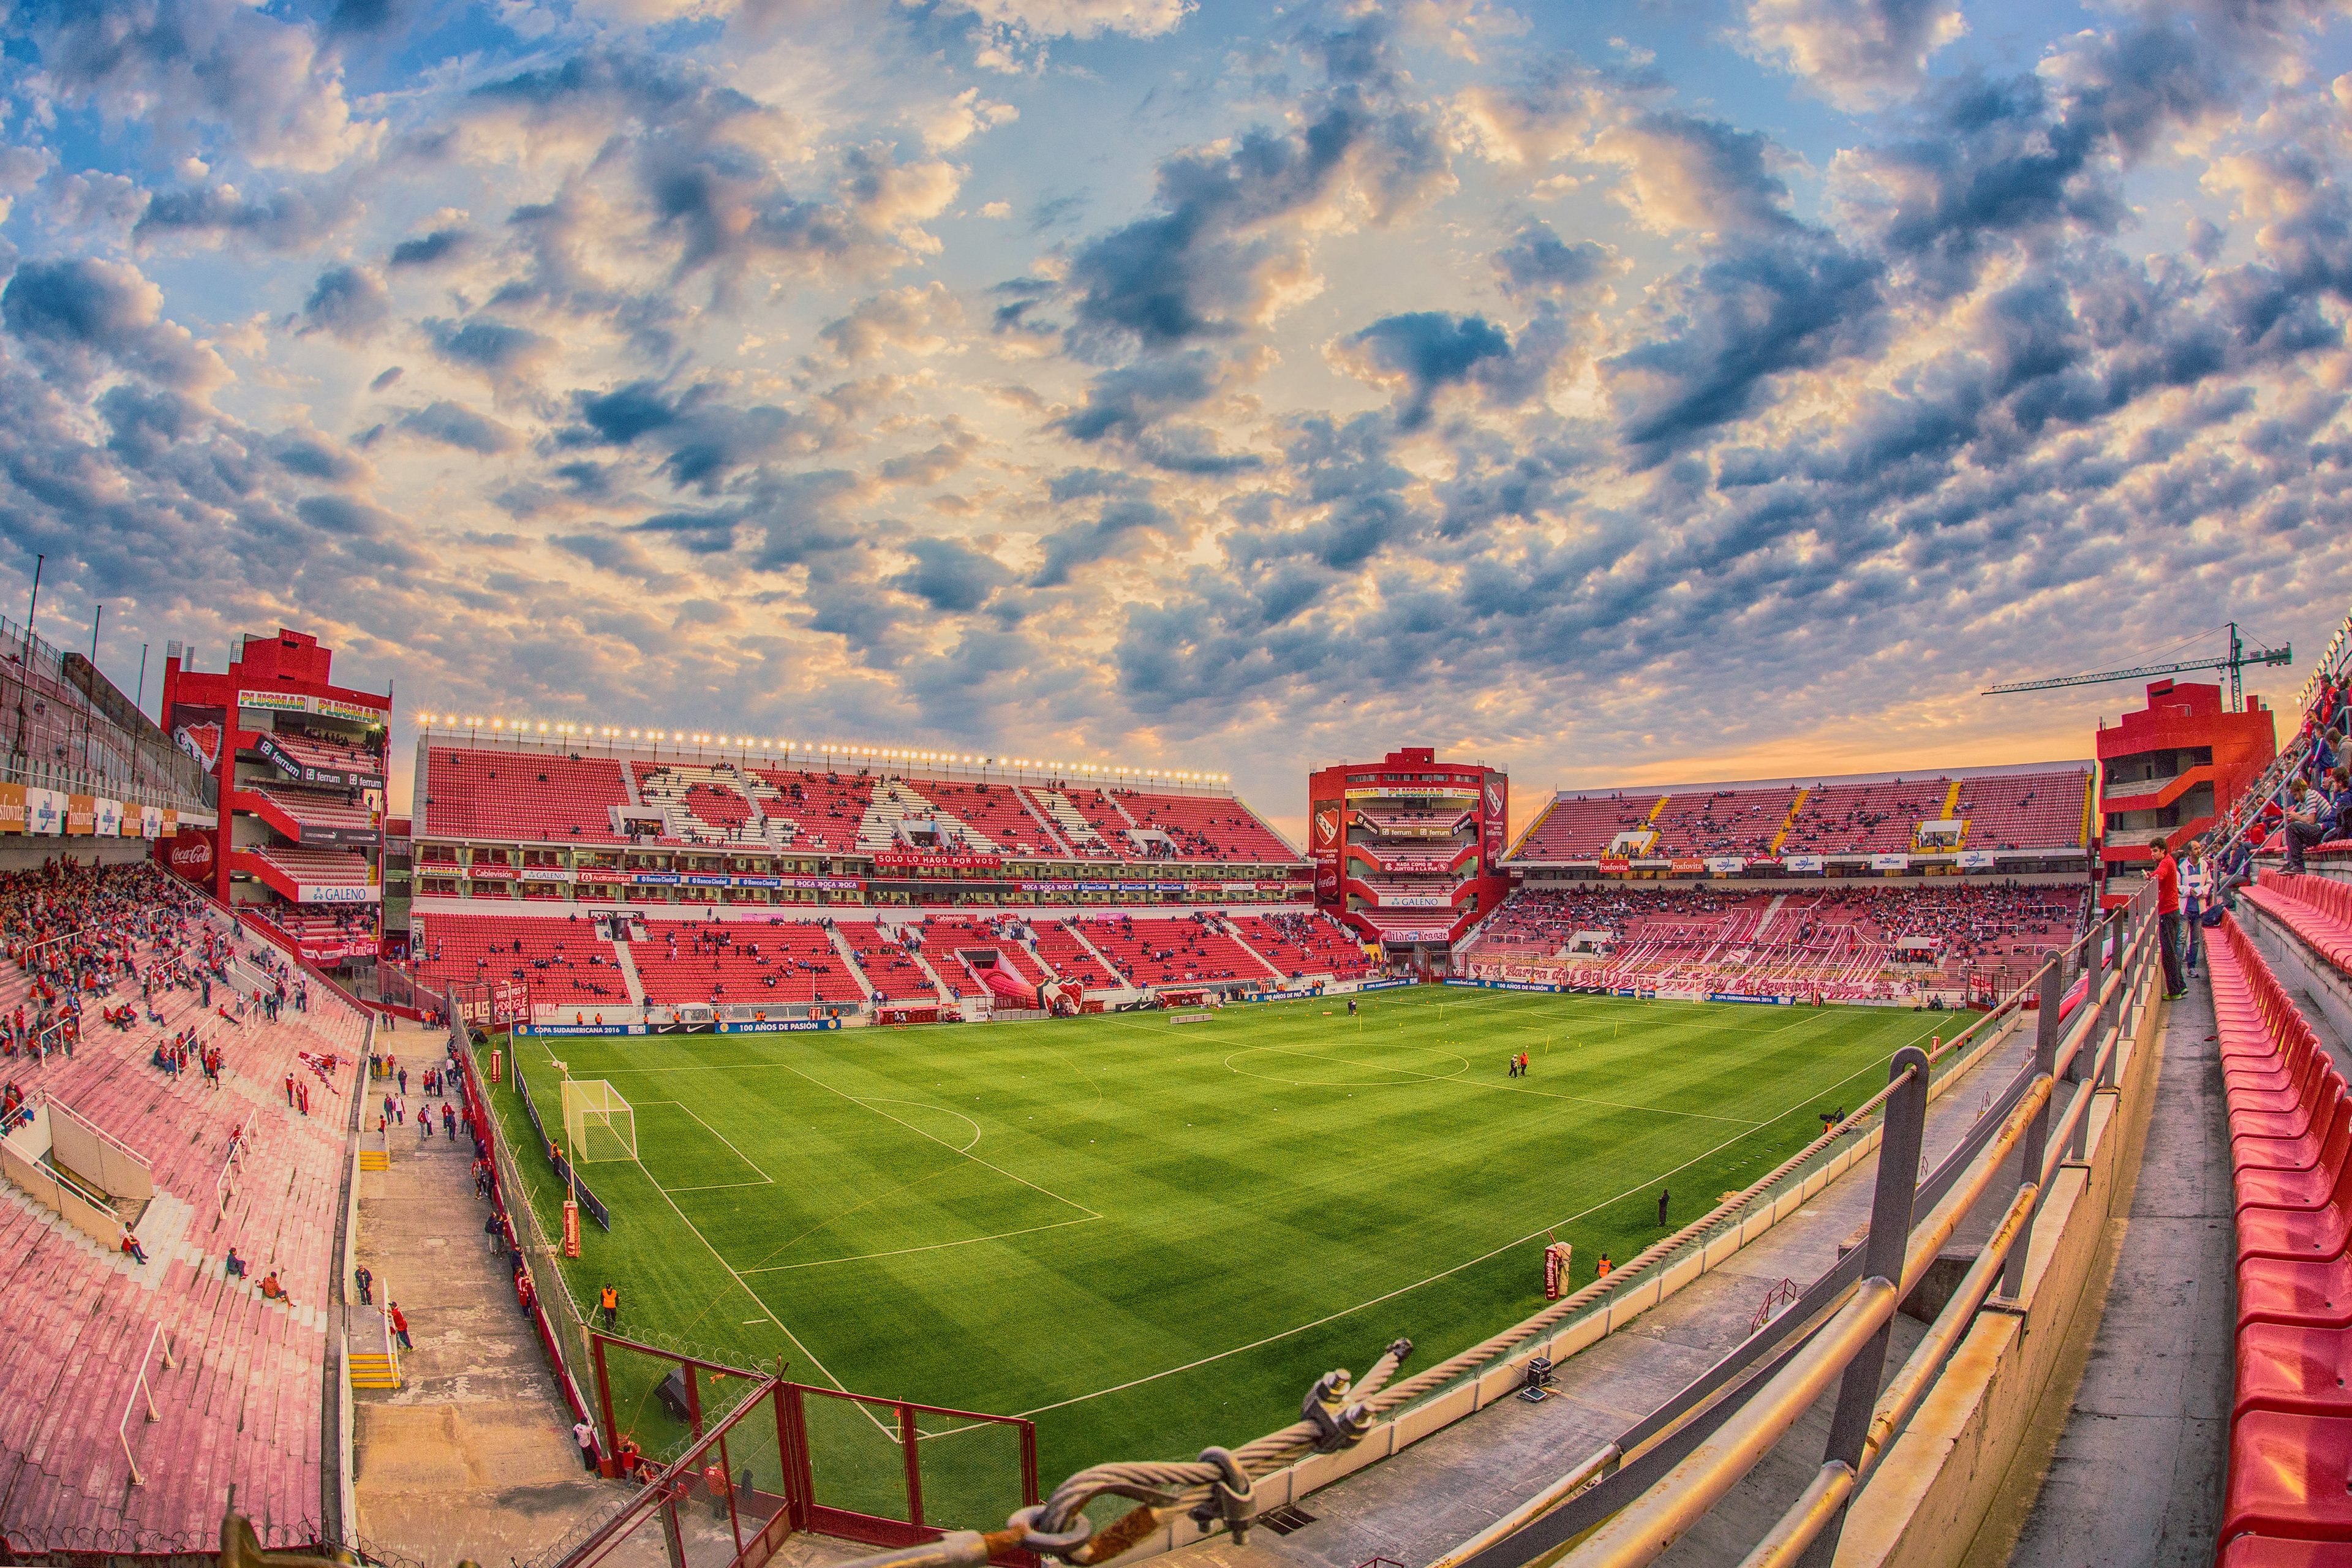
2243,1253,2352,1332
2221,1409,2352,1544
2221,1534,2352,1564
2236,1323,2352,1420
2241,1095,2352,1176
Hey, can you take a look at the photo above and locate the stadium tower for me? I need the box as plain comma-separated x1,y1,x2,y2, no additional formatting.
1306,747,1510,957
158,628,391,970
2097,677,2276,893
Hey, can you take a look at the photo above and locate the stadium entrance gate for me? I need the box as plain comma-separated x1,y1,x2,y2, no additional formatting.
580,1331,1040,1568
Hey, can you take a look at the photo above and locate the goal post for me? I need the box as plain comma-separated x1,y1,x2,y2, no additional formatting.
562,1079,638,1163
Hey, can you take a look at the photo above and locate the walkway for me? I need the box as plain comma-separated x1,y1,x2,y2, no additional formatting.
350,1055,606,1567
349,1032,869,1568
1995,980,2234,1566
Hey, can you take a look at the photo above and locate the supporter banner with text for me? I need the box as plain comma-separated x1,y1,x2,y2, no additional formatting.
872,851,1001,870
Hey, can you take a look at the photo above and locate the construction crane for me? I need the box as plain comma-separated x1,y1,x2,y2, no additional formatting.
1981,621,2291,710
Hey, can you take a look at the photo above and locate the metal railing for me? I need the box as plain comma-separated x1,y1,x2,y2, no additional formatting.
1549,883,2160,1568
117,1322,176,1487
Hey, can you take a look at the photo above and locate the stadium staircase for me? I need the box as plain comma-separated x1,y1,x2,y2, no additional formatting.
825,925,880,1003
893,931,961,1001
1012,789,1077,854
609,944,647,1005
1220,921,1284,981
1027,788,1118,856
1768,788,1809,854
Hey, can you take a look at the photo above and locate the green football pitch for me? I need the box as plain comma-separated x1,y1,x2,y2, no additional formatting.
484,987,1947,1489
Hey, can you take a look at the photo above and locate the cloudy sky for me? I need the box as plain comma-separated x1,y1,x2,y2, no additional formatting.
1,0,2348,839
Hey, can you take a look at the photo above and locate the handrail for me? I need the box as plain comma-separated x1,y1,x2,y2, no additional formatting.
1547,880,2160,1568
117,1322,175,1487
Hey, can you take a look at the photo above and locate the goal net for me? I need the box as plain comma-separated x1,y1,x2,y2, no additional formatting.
561,1079,638,1163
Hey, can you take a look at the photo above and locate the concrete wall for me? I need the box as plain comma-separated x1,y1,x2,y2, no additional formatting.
49,1102,154,1200
1831,942,2165,1568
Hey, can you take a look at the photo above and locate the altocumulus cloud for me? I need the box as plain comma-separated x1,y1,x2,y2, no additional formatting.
0,0,2346,826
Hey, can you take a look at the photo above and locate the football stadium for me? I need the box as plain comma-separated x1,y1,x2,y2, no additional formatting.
11,4,2352,1568
4,602,2351,1568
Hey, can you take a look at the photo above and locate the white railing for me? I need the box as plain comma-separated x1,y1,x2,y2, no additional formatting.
118,1322,176,1487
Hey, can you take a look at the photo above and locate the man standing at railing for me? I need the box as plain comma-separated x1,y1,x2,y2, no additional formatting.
2153,843,2187,1000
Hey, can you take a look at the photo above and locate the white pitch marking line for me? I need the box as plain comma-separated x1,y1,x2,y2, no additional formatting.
1013,1020,1951,1419
739,1215,1103,1275
851,1098,984,1154
641,1099,777,1185
761,1058,1103,1221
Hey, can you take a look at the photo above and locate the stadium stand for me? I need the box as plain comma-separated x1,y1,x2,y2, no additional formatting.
247,785,377,842
1030,922,1123,991
836,924,942,1003
902,918,1054,993
1645,786,1801,858
902,780,1066,858
426,748,631,843
1510,768,2093,863
0,861,364,1555
626,918,865,1008
2211,913,2352,1553
1952,769,2091,850
1780,778,1954,855
1463,883,2086,998
1230,913,1376,981
1510,794,1669,859
1078,914,1281,987
406,914,634,1009
748,767,877,854
248,845,375,899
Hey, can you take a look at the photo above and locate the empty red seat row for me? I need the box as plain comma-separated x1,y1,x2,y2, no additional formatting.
2214,913,2352,1554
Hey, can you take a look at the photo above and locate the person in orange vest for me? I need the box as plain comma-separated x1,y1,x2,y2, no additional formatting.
1596,1253,1612,1279
599,1284,619,1330
705,1461,730,1517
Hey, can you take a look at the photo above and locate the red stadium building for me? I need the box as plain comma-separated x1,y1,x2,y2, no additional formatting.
157,629,391,968
1306,747,1510,952
2097,677,2277,880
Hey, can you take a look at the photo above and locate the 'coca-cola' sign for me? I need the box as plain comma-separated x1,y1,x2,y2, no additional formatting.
165,827,217,882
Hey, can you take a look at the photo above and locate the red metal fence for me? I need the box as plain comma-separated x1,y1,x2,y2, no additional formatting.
580,1332,1038,1568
